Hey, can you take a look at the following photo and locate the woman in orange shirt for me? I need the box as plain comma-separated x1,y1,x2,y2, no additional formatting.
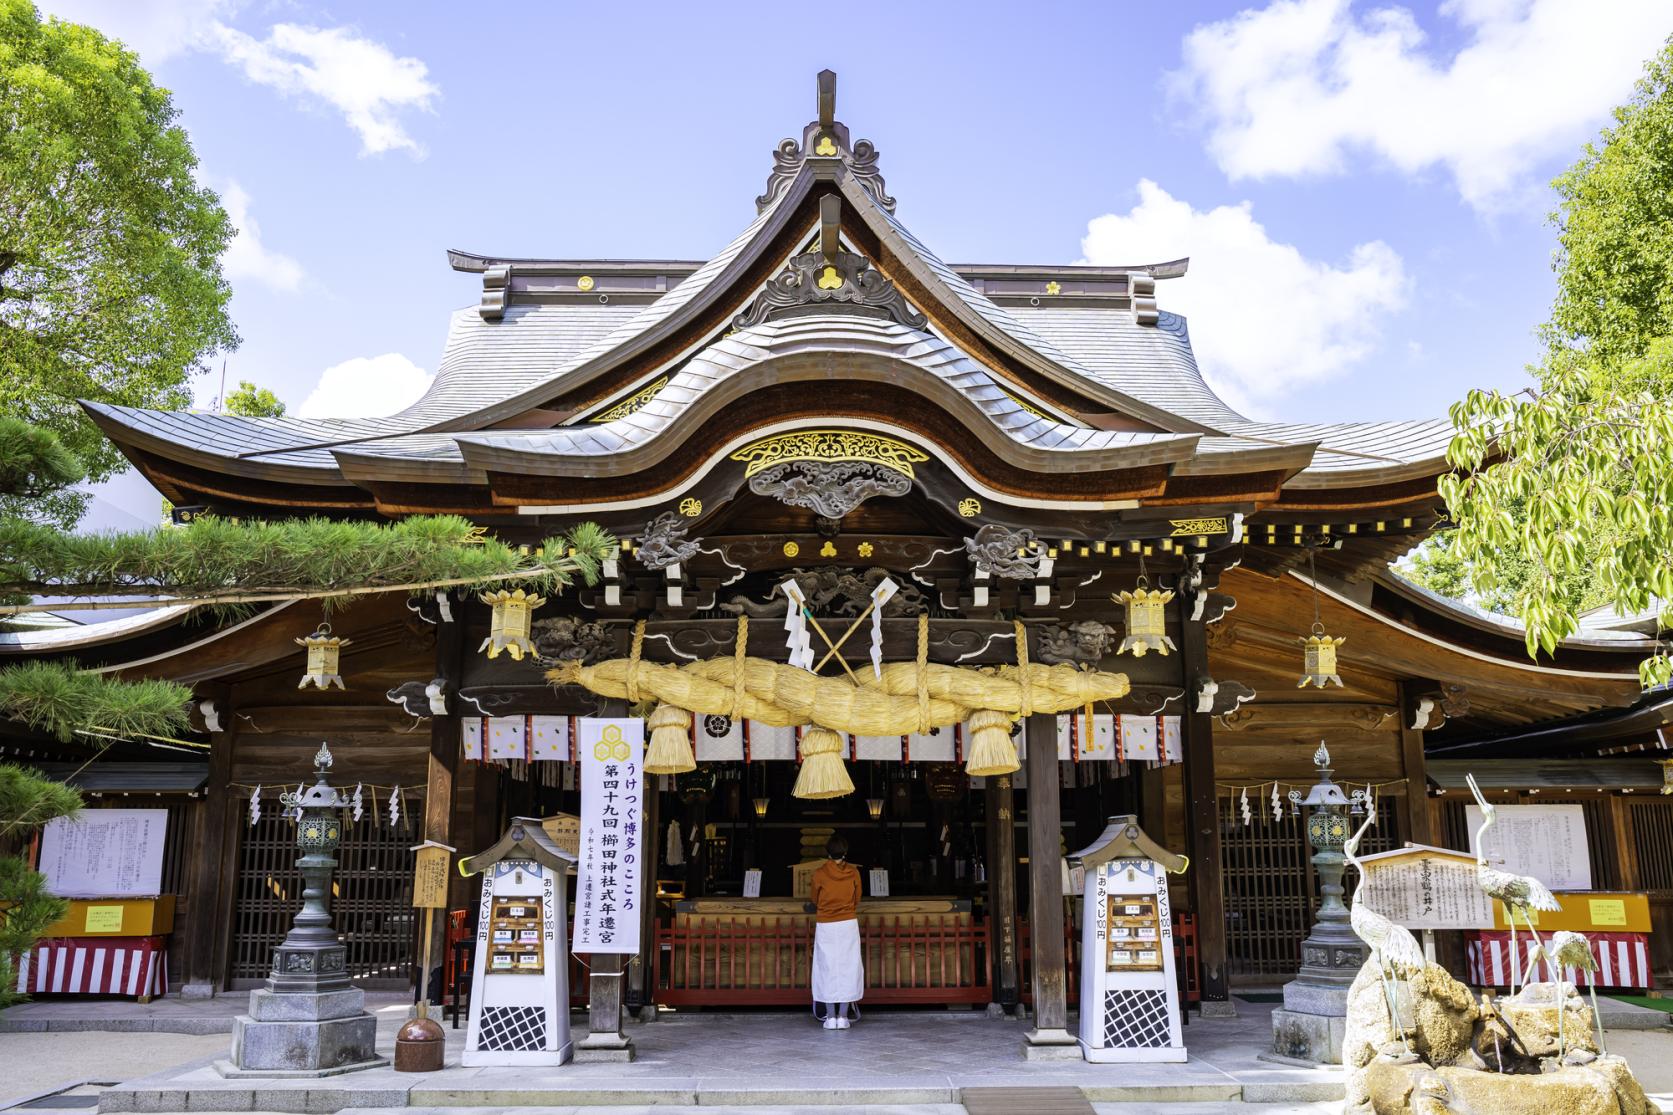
809,833,863,1029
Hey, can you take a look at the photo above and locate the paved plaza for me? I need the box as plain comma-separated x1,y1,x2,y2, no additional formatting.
0,995,1669,1113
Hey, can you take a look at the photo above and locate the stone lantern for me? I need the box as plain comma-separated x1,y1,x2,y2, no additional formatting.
226,742,385,1076
1269,742,1371,1066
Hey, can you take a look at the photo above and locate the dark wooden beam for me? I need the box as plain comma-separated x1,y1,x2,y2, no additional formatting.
1023,713,1075,1051
420,604,465,1001
986,773,1020,1011
1179,588,1232,1013
1396,681,1435,847
181,713,232,996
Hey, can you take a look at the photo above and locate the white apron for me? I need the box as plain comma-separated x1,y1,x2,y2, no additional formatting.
811,918,864,1003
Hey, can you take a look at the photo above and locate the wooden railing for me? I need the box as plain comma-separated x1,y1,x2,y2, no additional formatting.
652,914,992,1006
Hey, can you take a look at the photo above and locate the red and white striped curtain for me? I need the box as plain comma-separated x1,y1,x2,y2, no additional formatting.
1467,930,1650,989
16,936,168,999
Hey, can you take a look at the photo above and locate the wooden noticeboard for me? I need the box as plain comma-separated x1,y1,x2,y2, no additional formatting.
1356,843,1495,930
410,841,454,909
541,813,580,859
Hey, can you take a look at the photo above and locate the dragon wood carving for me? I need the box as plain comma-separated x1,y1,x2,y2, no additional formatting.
719,567,927,618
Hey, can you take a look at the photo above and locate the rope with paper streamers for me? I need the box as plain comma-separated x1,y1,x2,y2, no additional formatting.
1217,778,1408,826
233,782,416,828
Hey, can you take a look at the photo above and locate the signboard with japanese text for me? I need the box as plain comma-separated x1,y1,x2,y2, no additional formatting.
572,718,644,954
40,809,167,898
411,843,452,909
1356,844,1495,930
1465,804,1592,891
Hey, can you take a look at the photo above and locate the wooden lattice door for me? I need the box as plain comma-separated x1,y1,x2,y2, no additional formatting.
1218,792,1400,983
230,811,418,988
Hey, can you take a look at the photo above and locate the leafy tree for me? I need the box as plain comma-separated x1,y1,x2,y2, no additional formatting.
223,380,285,418
0,764,81,1006
0,0,238,527
1439,41,1673,684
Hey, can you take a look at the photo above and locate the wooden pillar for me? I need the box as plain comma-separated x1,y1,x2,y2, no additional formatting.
181,722,233,996
1397,681,1435,846
1179,596,1232,1013
626,776,661,1017
986,773,1020,1010
577,698,633,1060
422,605,465,1002
1024,713,1075,1050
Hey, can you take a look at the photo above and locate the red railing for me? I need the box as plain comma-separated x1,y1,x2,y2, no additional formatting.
652,914,992,1007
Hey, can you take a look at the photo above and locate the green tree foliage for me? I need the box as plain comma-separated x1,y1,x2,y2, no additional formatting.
0,763,81,1006
1436,38,1673,685
0,0,237,525
223,380,285,418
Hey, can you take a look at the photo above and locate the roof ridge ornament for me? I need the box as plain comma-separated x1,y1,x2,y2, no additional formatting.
736,196,925,330
756,70,896,215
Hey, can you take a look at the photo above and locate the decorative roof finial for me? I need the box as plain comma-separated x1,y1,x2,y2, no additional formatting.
817,69,836,133
756,70,896,216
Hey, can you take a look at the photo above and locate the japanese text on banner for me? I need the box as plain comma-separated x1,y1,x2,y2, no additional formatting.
572,718,644,955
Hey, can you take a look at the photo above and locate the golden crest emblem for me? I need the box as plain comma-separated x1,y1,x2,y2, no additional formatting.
957,497,982,518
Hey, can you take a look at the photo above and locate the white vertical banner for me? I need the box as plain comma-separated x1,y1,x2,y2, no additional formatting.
573,718,644,955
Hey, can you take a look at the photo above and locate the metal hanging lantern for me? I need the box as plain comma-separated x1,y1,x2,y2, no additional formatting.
478,588,545,660
1297,548,1344,688
1112,555,1176,658
1298,627,1347,689
295,623,350,690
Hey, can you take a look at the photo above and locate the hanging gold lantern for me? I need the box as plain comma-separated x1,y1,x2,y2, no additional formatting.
295,624,350,690
478,588,545,660
1296,545,1343,688
1113,558,1176,658
1298,626,1346,688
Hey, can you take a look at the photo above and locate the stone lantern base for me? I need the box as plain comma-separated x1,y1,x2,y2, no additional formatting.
222,985,385,1077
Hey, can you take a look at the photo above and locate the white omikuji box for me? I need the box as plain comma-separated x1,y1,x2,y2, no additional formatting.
1079,858,1186,1063
463,841,571,1066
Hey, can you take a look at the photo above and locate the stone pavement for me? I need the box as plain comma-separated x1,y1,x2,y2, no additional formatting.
0,993,1667,1113
84,1003,1345,1111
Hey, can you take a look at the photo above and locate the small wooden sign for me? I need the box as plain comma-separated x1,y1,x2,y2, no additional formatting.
411,840,456,909
541,813,580,859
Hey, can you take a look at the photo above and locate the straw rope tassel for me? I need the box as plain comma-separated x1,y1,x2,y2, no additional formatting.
793,726,853,799
644,703,695,775
965,620,1028,777
916,613,931,734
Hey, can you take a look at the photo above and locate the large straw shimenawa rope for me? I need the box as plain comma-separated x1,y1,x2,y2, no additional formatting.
548,620,1130,789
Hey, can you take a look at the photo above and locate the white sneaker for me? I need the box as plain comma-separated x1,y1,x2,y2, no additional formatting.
822,1016,840,1030
834,1015,850,1029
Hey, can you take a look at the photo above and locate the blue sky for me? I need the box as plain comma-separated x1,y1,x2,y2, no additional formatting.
37,0,1673,526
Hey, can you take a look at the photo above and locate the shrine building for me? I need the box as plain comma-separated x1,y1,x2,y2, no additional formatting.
8,72,1670,1033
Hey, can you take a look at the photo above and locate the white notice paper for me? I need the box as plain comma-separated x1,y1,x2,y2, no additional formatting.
1465,804,1592,891
39,809,168,898
743,868,762,898
572,718,644,954
869,868,890,897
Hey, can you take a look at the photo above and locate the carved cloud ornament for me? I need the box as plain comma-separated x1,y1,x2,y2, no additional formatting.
637,511,702,570
747,458,912,519
964,524,1043,581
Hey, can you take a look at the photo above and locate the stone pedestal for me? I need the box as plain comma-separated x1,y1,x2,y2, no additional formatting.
224,987,384,1076
1271,981,1351,1064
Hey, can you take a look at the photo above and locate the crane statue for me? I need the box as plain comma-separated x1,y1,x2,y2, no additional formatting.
1466,773,1562,999
1344,811,1426,1055
1542,929,1606,1062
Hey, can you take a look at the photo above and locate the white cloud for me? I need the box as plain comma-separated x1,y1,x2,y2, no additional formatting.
36,3,436,157
35,0,230,62
297,354,434,419
1172,0,1673,208
1080,180,1408,413
218,180,304,292
204,22,439,156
